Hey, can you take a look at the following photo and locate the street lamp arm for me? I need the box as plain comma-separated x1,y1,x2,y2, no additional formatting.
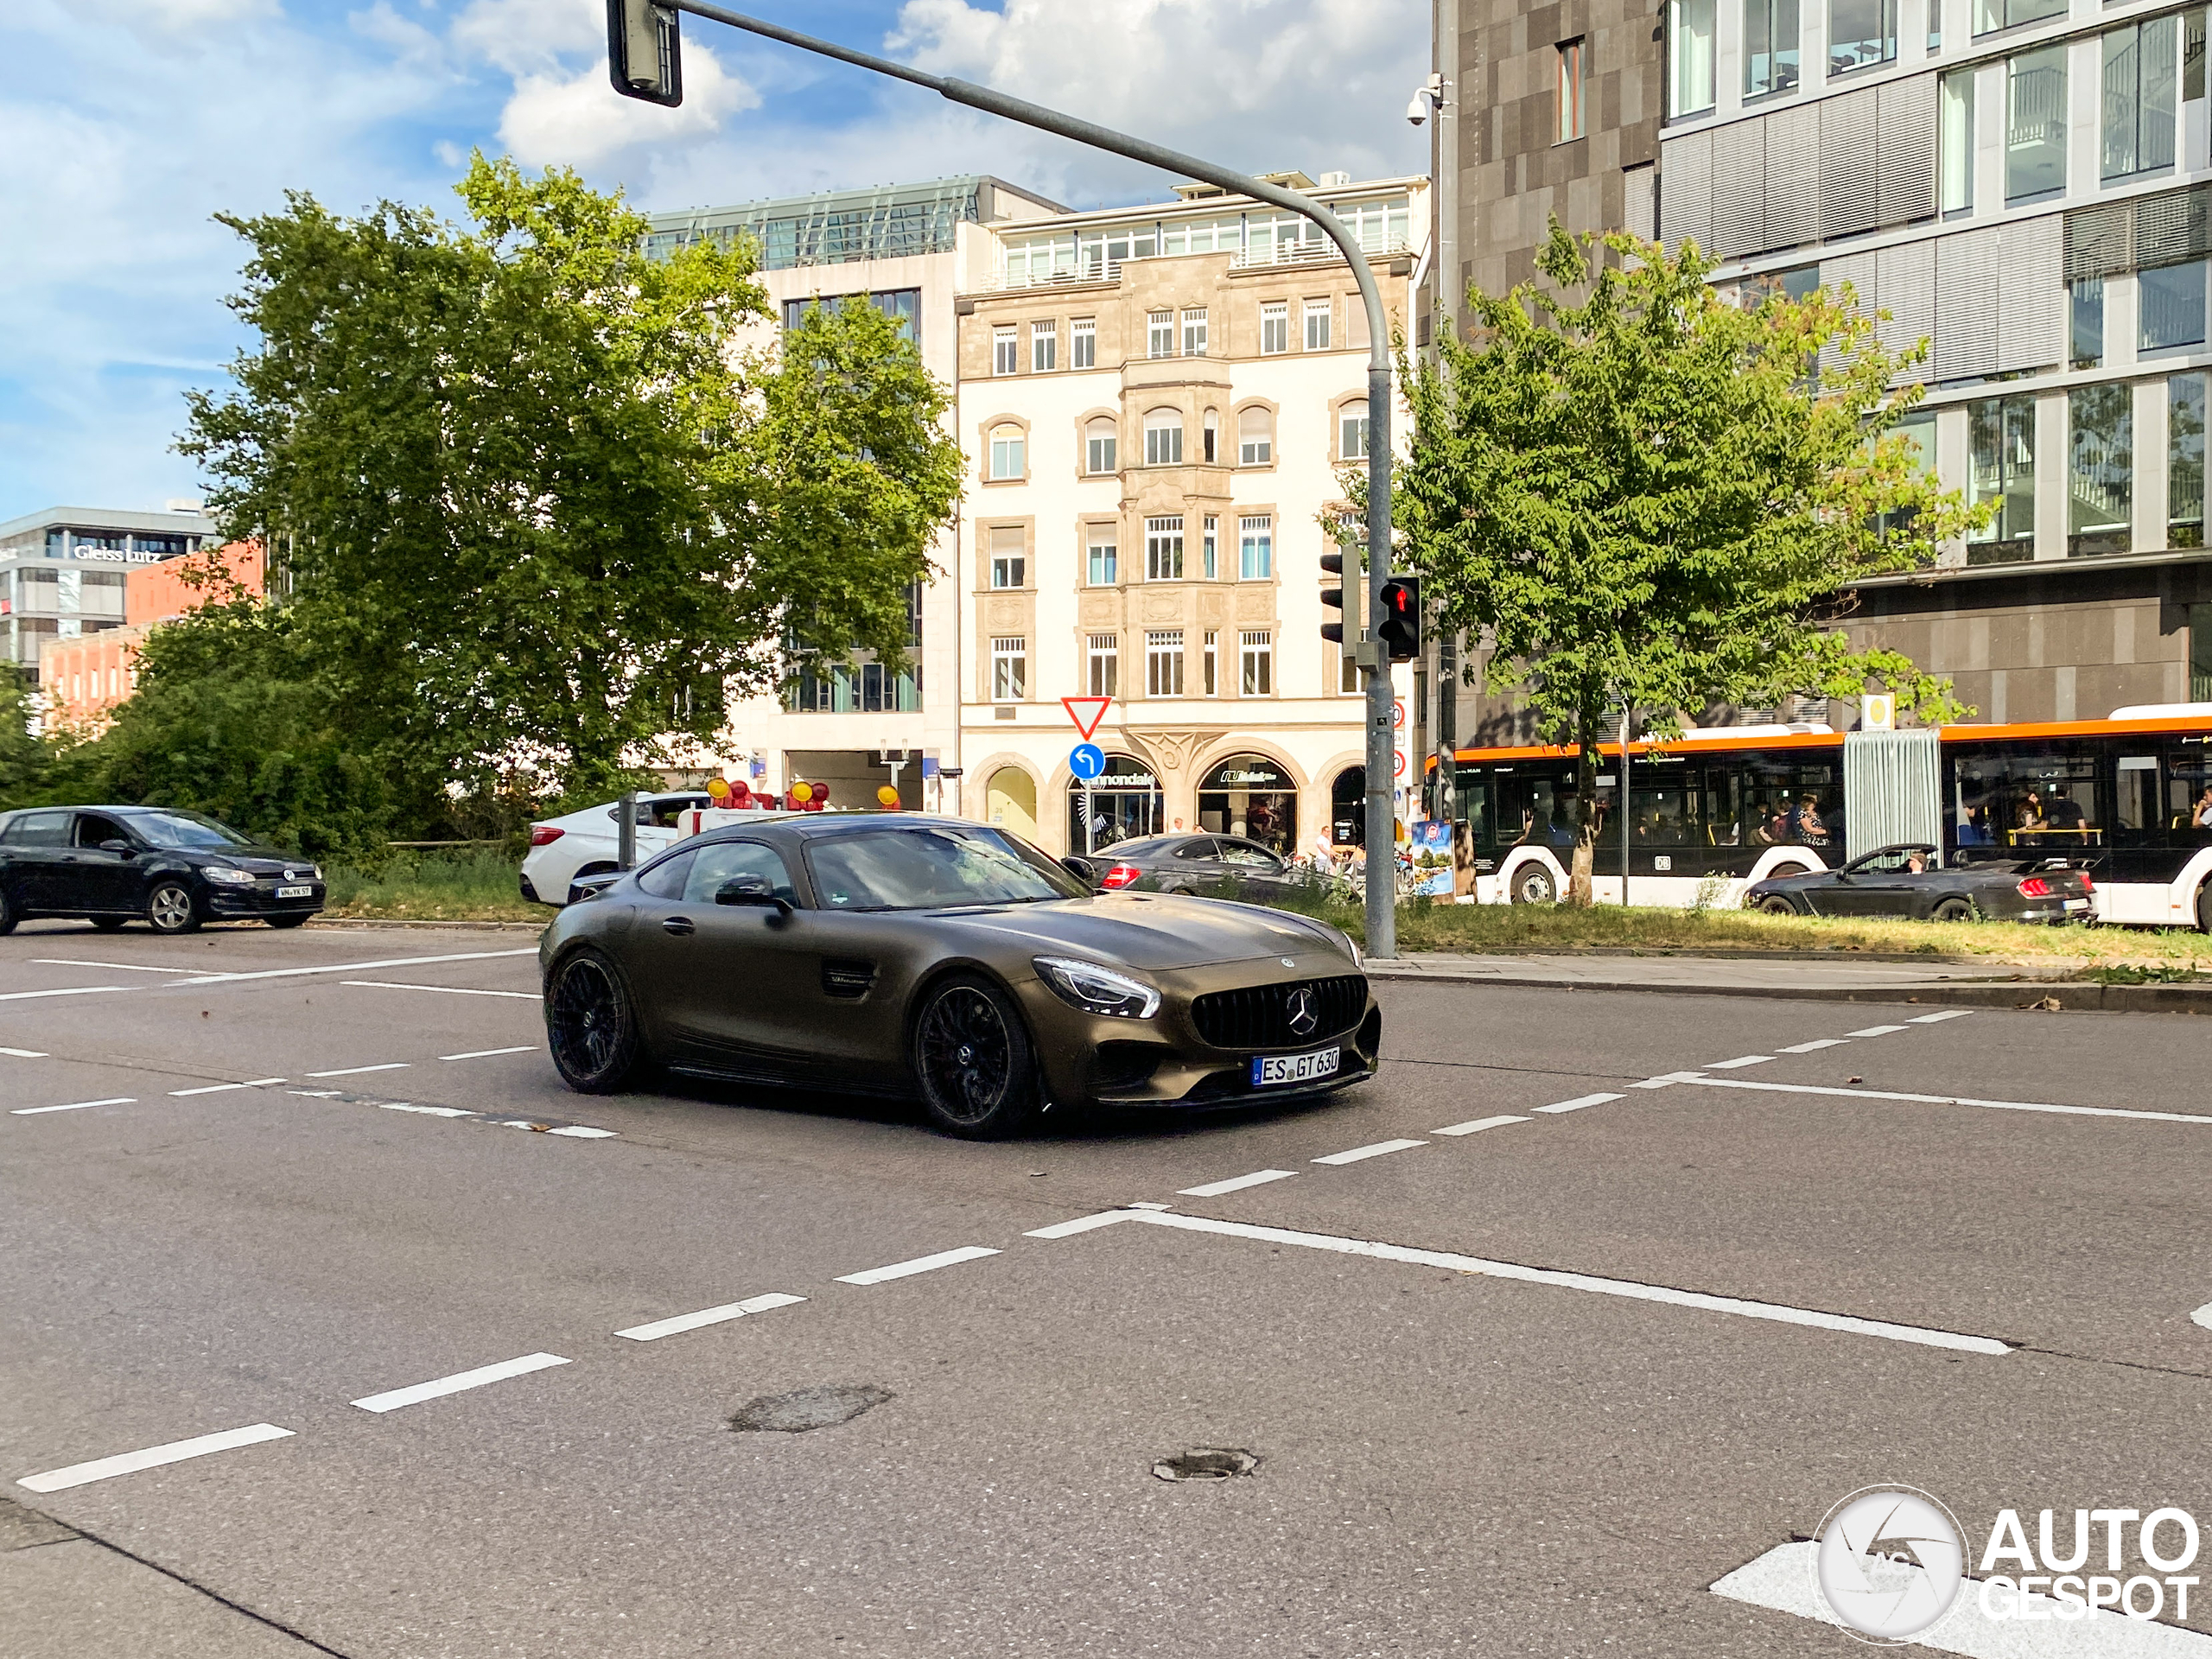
668,0,1401,960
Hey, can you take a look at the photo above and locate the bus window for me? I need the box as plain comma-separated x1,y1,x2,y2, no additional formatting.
1954,750,2101,850
2171,750,2212,836
1454,776,1490,846
1738,761,1840,850
1630,782,1699,846
1497,769,1584,850
2115,756,2160,844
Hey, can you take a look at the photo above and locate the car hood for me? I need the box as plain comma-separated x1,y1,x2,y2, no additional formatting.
930,892,1352,972
197,848,315,873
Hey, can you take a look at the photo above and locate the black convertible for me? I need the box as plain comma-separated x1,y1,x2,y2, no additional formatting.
1744,842,2095,923
538,815,1378,1138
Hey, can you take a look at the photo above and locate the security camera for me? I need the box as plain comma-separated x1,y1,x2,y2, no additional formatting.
1407,93,1430,125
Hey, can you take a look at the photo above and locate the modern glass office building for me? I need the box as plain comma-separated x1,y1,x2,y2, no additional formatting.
0,505,216,683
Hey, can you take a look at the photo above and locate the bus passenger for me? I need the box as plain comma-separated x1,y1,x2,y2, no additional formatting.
2042,785,2087,832
2196,785,2212,830
1796,795,1828,844
2015,791,2044,833
1956,805,1992,845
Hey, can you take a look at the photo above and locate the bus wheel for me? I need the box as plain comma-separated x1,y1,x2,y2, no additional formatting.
2198,885,2212,935
1510,864,1556,906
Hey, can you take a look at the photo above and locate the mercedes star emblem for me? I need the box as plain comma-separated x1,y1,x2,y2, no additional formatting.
1285,988,1319,1037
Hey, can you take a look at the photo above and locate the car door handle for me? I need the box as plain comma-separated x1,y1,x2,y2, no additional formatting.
660,915,695,937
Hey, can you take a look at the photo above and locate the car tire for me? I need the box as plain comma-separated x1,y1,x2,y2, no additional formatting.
2198,884,2212,936
1510,863,1556,906
1758,895,1796,916
91,917,128,931
544,948,642,1094
147,880,200,935
266,915,310,930
911,973,1039,1140
1931,897,1972,923
0,887,16,937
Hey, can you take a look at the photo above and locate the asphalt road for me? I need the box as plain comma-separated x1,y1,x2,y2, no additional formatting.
3,919,2209,1658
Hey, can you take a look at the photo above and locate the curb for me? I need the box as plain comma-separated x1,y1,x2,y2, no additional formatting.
1363,964,2212,1015
307,918,547,933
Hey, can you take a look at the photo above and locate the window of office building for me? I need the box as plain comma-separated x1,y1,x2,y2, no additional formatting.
993,327,1018,375
1204,515,1219,580
1085,416,1118,474
1144,407,1184,466
1304,298,1332,351
1145,515,1185,580
991,637,1027,702
1088,529,1118,585
2141,259,2209,353
1147,310,1174,358
1670,0,1716,115
1237,407,1274,465
988,424,1025,480
1975,0,2066,37
1086,633,1119,697
2103,17,2179,183
1968,394,2037,561
1830,0,1894,74
1240,632,1274,696
2072,277,2105,368
1745,0,1800,96
2069,382,2133,556
1031,319,1057,372
1182,308,1208,356
1204,409,1219,464
1239,516,1273,581
1146,630,1185,696
1071,318,1096,368
1557,40,1586,141
1205,630,1220,696
1340,398,1370,460
1941,69,1974,213
2173,372,2208,547
1261,302,1289,354
2008,47,2069,201
988,527,1026,589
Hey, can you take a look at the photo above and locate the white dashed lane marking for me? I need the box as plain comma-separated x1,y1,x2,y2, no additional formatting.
1178,1169,1298,1197
616,1293,805,1343
0,985,129,1002
0,1046,47,1058
1434,1114,1532,1135
1313,1138,1427,1166
308,1063,410,1077
17,1423,293,1494
1777,1039,1849,1053
1531,1093,1624,1116
440,1046,536,1061
168,1077,286,1096
378,1103,473,1118
1703,1055,1773,1070
1844,1024,1911,1037
1908,1009,1975,1023
29,958,207,975
180,949,538,987
351,1353,569,1414
836,1246,1001,1287
10,1097,134,1116
342,981,542,1000
1685,1074,2212,1126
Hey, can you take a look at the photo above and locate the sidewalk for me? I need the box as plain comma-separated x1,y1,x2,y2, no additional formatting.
1365,951,2212,1014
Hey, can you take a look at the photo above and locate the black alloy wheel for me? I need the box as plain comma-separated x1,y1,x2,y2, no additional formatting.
912,974,1038,1139
0,886,15,937
545,950,641,1093
91,916,128,931
1758,894,1797,916
147,880,200,935
1931,897,1972,923
1511,863,1556,906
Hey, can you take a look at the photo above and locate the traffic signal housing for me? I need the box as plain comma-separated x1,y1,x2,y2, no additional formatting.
607,0,683,105
1378,575,1421,663
1320,549,1348,646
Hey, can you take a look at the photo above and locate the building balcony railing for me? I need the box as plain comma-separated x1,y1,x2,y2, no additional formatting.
982,234,1414,293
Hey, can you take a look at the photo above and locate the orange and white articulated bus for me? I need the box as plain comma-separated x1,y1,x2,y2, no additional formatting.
1434,705,2212,929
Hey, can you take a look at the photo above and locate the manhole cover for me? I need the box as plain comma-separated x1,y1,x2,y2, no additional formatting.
728,1384,893,1433
1152,1447,1258,1482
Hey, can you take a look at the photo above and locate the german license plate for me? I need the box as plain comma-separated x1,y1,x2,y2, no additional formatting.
1252,1046,1340,1089
2063,898,2089,912
276,885,313,899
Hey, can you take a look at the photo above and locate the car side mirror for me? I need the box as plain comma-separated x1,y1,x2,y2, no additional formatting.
715,876,792,915
1060,856,1097,887
100,839,133,856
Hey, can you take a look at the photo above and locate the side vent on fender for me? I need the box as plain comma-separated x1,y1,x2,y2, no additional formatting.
822,959,878,999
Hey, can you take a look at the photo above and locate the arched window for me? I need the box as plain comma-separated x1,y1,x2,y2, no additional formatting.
1339,398,1370,461
1237,406,1274,465
988,423,1026,480
1203,409,1219,464
1084,416,1118,474
1143,407,1184,466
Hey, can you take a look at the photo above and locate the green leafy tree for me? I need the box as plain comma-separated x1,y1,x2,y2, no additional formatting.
1394,227,1980,904
179,155,963,810
0,669,54,808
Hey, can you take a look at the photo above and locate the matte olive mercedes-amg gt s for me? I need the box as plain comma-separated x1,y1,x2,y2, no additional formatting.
538,815,1378,1137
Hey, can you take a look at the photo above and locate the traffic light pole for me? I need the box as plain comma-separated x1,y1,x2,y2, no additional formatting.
654,1,1401,960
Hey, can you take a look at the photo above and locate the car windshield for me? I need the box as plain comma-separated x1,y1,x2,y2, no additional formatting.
128,811,254,849
804,826,1084,911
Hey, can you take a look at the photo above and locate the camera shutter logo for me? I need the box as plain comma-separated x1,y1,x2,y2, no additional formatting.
1285,987,1319,1037
1812,1486,1966,1643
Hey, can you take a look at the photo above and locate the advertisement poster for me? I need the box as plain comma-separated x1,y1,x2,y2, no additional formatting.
1412,818,1455,897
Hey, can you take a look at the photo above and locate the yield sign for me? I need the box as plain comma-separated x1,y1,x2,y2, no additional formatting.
1060,696,1112,741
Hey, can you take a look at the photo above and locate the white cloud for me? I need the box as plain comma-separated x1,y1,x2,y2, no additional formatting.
496,44,759,168
77,0,279,33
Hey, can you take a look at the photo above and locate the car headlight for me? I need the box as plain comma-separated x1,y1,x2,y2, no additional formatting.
203,867,255,886
309,865,322,880
1033,956,1161,1019
1348,936,1363,969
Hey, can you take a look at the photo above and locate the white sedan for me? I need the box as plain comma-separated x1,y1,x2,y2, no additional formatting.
520,793,713,906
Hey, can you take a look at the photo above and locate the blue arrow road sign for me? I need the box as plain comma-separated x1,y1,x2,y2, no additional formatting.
1070,742,1106,780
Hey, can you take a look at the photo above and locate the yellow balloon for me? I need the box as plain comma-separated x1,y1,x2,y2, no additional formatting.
791,781,813,804
877,785,899,807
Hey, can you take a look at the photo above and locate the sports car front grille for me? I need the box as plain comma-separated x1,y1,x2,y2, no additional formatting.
1190,975,1366,1050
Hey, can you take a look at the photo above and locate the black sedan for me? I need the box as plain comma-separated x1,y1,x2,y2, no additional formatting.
1074,833,1307,900
0,806,326,935
539,815,1378,1138
1745,842,2094,923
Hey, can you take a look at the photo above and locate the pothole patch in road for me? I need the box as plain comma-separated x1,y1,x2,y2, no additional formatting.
1151,1447,1259,1482
728,1384,893,1433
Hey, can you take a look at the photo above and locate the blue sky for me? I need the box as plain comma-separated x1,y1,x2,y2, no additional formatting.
0,0,1427,524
